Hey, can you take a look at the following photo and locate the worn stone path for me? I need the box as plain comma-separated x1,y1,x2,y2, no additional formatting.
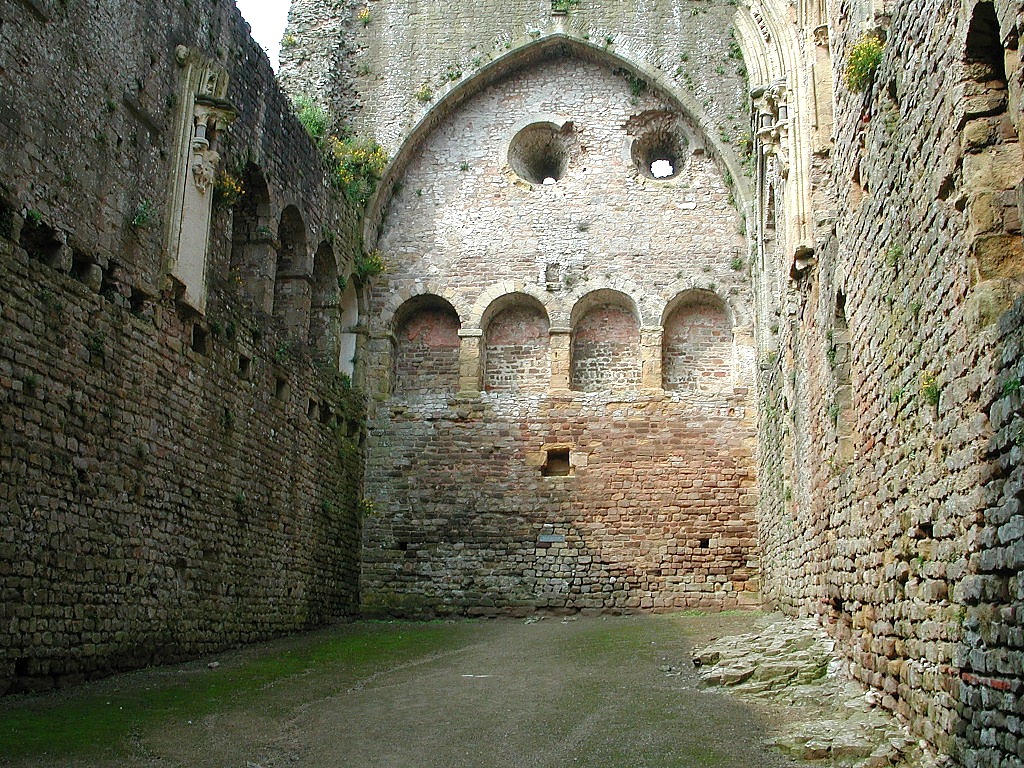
0,612,846,767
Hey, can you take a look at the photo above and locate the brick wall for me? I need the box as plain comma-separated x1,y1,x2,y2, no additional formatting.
570,304,641,392
0,0,365,693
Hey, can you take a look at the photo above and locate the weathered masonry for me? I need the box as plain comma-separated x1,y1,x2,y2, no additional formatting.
3,0,1024,765
1,1,366,693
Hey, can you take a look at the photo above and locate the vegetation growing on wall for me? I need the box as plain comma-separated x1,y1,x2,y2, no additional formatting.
844,35,884,91
292,95,389,207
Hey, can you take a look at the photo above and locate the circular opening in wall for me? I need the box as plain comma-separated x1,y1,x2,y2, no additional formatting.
508,122,573,185
632,127,688,180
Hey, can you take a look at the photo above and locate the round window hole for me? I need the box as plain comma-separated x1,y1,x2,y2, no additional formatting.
508,122,574,185
632,127,687,180
650,159,675,178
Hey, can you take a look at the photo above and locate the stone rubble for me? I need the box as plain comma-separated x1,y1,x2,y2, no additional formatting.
694,617,946,768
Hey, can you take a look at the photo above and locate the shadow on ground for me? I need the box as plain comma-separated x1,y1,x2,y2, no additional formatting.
0,612,800,768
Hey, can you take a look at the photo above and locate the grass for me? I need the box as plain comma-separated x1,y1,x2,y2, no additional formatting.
0,621,477,761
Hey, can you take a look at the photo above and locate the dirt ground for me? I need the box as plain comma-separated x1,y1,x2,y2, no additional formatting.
1,612,804,768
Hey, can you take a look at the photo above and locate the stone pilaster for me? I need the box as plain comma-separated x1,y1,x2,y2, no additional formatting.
549,326,572,391
458,329,483,394
640,326,663,390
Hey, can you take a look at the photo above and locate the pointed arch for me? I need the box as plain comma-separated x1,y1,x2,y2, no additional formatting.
362,33,751,249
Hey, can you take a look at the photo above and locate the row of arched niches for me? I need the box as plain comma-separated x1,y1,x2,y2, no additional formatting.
390,287,739,396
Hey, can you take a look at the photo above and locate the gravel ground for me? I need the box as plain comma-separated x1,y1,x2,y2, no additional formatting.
1,612,815,768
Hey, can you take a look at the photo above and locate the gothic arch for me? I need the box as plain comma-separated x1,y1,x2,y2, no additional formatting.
230,163,275,313
735,0,817,264
362,33,751,248
273,205,311,333
309,241,340,365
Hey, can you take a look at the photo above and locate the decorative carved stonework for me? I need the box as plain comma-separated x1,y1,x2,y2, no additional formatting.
190,149,218,194
813,24,829,48
166,47,238,313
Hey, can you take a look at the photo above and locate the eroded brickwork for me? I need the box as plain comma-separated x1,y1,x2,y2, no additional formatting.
0,0,366,693
359,48,758,616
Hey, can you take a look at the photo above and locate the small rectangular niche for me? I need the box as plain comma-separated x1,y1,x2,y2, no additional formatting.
237,354,251,379
275,377,290,402
698,538,710,549
307,399,319,420
191,324,209,355
542,447,571,477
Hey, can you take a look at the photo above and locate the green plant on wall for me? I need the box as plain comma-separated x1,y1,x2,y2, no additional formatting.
293,94,332,143
920,371,940,407
131,200,156,228
844,35,884,91
213,170,244,208
328,135,389,205
551,0,579,12
355,249,386,280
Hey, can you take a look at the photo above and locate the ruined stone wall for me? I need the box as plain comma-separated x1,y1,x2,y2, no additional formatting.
0,0,366,693
281,0,753,197
958,295,1024,765
359,54,759,616
753,0,1024,761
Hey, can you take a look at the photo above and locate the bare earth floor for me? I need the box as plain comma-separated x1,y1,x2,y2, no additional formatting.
0,612,805,768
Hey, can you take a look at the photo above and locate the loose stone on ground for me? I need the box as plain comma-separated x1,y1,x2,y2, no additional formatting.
694,616,945,768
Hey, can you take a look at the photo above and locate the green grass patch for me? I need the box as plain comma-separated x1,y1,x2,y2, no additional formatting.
0,621,477,760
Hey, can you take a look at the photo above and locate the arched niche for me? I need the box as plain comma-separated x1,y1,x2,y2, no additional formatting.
662,289,733,394
481,293,550,392
273,205,311,333
393,294,461,396
569,289,641,392
230,164,274,313
339,279,358,377
309,242,340,365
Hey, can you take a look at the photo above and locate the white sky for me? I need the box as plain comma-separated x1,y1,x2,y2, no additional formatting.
236,0,291,71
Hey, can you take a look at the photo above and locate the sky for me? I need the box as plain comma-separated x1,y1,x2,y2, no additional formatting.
235,0,291,71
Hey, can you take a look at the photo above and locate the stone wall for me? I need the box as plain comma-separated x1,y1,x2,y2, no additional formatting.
751,0,1024,762
358,47,759,615
957,296,1024,765
0,0,366,692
